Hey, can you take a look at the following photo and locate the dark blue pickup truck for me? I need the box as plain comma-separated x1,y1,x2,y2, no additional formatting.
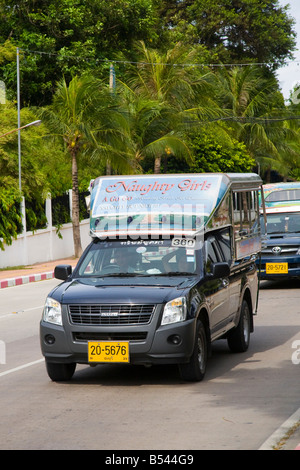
40,173,265,382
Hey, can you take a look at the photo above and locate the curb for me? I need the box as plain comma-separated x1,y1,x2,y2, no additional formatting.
0,271,54,289
259,408,300,450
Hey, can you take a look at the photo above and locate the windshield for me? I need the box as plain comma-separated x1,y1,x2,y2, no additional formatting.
261,212,300,234
265,189,300,203
77,239,198,277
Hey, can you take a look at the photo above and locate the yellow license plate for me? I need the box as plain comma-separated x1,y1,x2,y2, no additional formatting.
266,262,288,274
88,341,129,363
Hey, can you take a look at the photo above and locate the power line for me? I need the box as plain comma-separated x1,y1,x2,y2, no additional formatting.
211,116,300,122
183,116,300,125
19,47,300,69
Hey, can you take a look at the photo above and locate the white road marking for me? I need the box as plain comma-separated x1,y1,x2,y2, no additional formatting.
0,305,43,320
0,359,44,377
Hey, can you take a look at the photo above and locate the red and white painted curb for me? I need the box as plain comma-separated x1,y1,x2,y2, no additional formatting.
0,271,54,289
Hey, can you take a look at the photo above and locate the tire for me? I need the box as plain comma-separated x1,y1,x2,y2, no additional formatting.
179,320,208,382
45,361,76,382
227,299,251,353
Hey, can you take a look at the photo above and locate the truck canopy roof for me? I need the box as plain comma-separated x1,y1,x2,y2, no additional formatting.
89,173,262,239
263,182,300,208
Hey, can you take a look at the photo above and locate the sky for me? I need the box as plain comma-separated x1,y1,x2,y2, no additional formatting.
277,0,300,100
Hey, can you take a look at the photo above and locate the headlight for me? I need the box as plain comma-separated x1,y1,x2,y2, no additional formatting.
161,297,187,325
43,297,62,326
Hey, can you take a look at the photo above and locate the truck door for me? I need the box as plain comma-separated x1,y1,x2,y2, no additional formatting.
214,228,240,319
204,235,230,338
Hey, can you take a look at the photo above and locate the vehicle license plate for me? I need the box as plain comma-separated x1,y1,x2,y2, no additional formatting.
88,341,129,363
266,262,288,274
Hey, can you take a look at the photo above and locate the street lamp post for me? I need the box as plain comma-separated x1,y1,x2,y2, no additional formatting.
0,120,42,139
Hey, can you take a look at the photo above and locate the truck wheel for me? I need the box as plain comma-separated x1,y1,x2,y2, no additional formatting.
45,361,76,381
179,320,208,382
227,299,251,353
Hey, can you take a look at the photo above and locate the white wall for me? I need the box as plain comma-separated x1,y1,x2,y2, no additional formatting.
0,220,91,269
0,195,91,268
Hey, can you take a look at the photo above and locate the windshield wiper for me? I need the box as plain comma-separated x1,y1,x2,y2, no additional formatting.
153,271,195,276
85,271,196,278
96,272,151,277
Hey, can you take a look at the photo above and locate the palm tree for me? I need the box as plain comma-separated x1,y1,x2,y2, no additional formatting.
38,75,139,257
213,66,298,179
275,114,300,181
118,83,193,173
119,41,216,173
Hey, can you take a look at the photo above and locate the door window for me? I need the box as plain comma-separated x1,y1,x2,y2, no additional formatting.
205,228,232,273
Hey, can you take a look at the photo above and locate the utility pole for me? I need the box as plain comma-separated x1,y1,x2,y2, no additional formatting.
109,63,116,91
106,64,116,175
17,47,21,192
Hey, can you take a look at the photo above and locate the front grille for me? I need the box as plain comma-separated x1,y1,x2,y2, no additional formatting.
262,246,300,255
68,304,155,326
73,332,147,342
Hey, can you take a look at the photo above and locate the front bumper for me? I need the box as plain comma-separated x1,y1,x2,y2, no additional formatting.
40,308,197,366
257,255,300,280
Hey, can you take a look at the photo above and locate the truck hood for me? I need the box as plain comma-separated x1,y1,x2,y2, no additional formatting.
265,233,300,244
51,275,197,305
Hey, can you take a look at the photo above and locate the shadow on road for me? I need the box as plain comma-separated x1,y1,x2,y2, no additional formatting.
68,362,181,386
259,279,300,290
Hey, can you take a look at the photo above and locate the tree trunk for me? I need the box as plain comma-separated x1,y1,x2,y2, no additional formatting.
71,150,83,258
154,155,161,174
106,159,112,175
265,167,271,183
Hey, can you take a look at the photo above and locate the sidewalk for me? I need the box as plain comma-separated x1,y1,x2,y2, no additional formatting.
0,257,79,289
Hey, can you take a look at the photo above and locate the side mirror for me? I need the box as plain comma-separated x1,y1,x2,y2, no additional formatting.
207,262,230,279
54,264,72,280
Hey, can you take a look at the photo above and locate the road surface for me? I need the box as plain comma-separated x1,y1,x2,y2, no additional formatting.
0,278,299,450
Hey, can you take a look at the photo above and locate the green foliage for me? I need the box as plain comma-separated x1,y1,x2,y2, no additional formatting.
160,0,296,67
0,0,299,238
0,187,22,250
0,0,160,105
165,131,255,174
25,198,48,231
0,0,296,105
189,133,255,173
0,40,15,64
52,194,71,227
0,102,72,232
51,191,89,227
